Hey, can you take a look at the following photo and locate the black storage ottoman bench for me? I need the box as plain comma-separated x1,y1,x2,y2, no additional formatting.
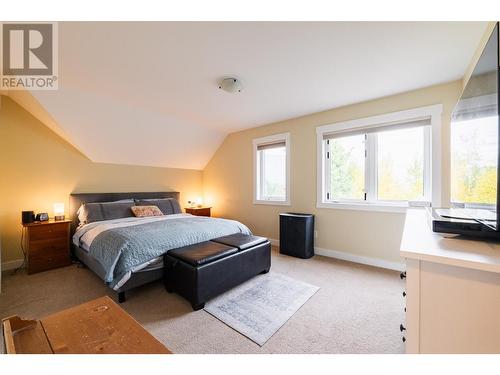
163,233,271,310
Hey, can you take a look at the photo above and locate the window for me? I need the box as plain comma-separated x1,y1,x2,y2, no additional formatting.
451,94,498,207
253,133,290,205
327,134,365,201
317,105,442,212
376,126,427,202
451,116,498,206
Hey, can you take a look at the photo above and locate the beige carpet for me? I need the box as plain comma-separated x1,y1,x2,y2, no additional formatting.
0,248,405,353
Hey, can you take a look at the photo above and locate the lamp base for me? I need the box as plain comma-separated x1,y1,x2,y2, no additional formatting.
54,215,65,221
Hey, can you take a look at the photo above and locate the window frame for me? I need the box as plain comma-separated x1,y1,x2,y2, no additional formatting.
316,104,443,213
253,132,291,206
323,133,367,203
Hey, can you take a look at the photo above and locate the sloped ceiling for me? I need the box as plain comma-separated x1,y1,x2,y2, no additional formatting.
15,22,488,170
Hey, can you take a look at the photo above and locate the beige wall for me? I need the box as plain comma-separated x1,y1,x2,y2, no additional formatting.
0,96,203,263
462,22,497,90
203,81,462,264
1,24,493,268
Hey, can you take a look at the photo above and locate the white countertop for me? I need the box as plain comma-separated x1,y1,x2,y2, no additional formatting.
400,209,500,273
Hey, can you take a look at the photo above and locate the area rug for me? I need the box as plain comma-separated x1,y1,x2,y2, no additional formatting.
204,272,320,346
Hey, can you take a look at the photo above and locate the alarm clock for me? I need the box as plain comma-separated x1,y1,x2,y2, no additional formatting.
35,212,49,222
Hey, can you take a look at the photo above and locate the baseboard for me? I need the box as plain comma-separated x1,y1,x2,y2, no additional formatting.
1,259,24,271
267,237,404,272
268,238,279,247
314,247,405,272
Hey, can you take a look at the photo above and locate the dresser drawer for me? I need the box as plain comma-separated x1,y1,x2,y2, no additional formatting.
29,238,68,255
23,220,71,274
28,252,70,274
185,207,211,217
28,224,68,241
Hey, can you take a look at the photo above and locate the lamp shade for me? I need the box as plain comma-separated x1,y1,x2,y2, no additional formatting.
53,203,65,220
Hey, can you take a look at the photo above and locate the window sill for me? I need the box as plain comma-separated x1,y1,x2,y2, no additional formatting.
316,201,411,213
254,199,291,207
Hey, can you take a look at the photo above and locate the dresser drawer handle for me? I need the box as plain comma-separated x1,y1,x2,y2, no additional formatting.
400,324,406,332
400,271,406,279
402,291,406,297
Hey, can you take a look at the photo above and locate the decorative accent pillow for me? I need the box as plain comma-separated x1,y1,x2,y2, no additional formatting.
130,205,164,217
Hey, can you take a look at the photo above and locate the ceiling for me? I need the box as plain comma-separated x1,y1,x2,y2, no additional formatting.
24,22,487,170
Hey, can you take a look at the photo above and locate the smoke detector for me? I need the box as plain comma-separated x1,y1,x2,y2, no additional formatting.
218,78,243,93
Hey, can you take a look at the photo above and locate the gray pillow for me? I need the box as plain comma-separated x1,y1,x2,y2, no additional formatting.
77,202,104,225
135,198,182,215
169,199,182,214
101,201,135,220
78,200,135,225
102,199,134,204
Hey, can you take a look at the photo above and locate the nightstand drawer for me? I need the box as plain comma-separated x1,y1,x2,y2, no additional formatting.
28,224,68,241
29,238,69,255
185,207,211,217
29,252,70,274
23,220,71,274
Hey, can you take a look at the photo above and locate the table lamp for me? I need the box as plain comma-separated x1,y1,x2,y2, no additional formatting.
54,203,65,221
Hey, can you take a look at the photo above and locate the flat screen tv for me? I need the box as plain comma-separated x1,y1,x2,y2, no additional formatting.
448,22,499,235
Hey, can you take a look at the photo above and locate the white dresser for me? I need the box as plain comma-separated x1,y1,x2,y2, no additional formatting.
400,209,500,353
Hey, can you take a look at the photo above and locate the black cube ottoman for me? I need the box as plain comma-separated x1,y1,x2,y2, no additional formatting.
164,234,271,310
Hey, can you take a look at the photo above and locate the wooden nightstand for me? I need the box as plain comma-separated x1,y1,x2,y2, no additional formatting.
23,220,71,274
185,207,211,217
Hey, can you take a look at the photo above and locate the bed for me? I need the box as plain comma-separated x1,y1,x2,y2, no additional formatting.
69,192,251,302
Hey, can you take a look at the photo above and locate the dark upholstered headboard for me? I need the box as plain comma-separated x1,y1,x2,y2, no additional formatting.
69,191,180,234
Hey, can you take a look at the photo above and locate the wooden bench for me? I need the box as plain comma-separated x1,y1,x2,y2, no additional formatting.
2,296,171,354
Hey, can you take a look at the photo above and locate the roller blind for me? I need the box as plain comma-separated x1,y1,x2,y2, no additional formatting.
257,141,286,151
322,117,431,140
452,94,498,122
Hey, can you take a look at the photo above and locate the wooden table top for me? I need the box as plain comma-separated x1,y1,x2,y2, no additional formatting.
22,219,71,227
3,296,171,354
41,296,171,354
